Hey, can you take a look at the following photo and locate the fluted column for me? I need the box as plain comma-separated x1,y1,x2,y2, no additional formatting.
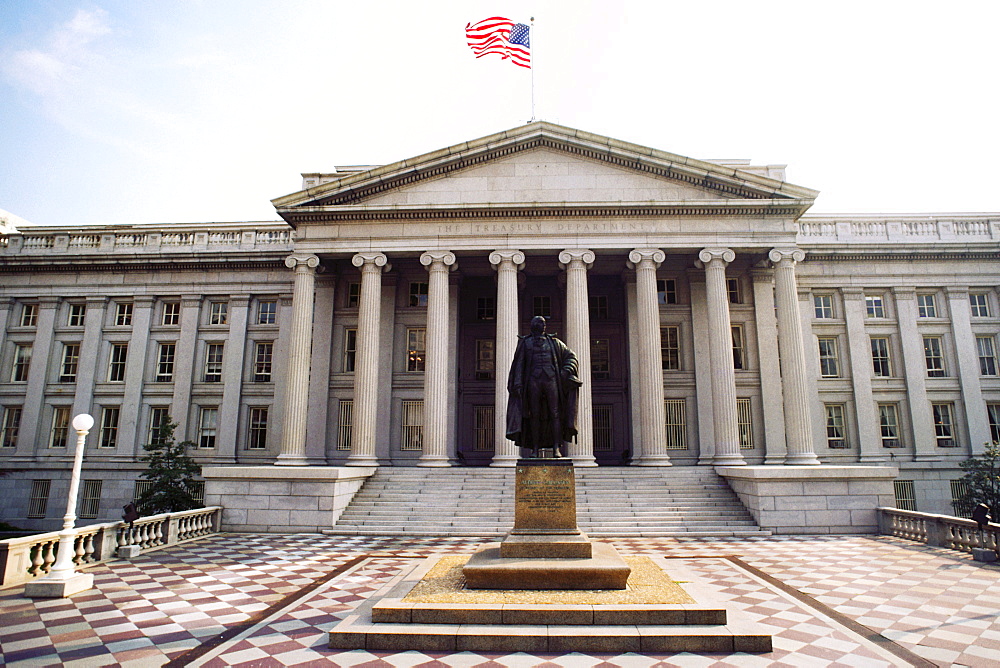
769,249,821,465
419,251,457,467
699,248,745,465
630,249,671,466
490,250,524,467
559,249,597,466
347,252,389,467
277,254,320,465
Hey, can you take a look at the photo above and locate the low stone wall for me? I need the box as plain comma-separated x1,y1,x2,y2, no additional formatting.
715,466,898,534
202,466,377,532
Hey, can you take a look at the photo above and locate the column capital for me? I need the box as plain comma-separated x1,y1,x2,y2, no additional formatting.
697,247,735,266
181,294,202,308
558,248,595,269
38,296,61,309
85,296,108,307
134,296,156,308
892,286,917,300
284,253,320,270
229,294,252,308
768,247,806,265
841,287,866,300
489,249,525,268
945,285,970,299
0,297,12,312
628,248,665,269
352,252,390,272
420,251,457,271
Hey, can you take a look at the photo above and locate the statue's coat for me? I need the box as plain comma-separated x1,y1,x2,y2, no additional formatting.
506,332,582,450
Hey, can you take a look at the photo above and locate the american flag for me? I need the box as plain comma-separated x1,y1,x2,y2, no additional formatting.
466,16,531,68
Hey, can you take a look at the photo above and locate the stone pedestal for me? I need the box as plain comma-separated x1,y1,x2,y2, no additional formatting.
462,459,631,589
24,571,93,598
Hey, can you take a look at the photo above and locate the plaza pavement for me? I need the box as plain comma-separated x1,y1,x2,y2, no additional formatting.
1,533,998,667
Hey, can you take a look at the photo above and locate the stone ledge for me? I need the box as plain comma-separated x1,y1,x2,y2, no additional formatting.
715,465,898,481
202,465,376,481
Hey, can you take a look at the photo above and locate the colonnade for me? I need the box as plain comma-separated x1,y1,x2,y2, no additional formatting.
275,247,821,467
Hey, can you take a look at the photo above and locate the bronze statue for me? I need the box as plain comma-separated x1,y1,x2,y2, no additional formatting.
506,316,581,457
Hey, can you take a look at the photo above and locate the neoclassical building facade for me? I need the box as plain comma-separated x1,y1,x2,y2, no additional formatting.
1,122,998,529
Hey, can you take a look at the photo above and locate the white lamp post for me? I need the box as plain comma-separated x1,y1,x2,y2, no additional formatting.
24,413,96,598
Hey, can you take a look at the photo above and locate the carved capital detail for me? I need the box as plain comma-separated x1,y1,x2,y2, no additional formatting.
698,247,735,266
768,247,806,265
284,253,320,270
420,251,457,271
628,248,665,269
352,252,390,272
489,249,525,269
558,248,595,270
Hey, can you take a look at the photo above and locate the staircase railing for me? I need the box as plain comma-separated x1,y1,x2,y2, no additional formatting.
878,507,1000,554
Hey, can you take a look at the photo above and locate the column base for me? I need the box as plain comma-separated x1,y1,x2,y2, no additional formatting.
764,456,786,465
783,453,821,466
569,455,598,467
274,453,309,466
637,455,673,466
489,455,519,467
417,455,451,467
713,454,746,466
346,455,379,467
24,571,94,598
859,455,890,463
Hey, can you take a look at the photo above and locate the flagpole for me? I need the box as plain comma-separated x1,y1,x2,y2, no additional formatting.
530,16,535,122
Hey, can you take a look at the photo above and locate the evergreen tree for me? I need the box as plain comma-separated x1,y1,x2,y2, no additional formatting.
137,417,202,514
952,441,1000,519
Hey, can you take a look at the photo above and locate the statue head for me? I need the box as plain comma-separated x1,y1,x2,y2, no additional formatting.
530,315,546,336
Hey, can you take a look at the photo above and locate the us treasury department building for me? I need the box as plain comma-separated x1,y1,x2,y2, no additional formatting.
1,122,998,531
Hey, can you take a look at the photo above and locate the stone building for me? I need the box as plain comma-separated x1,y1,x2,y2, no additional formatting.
1,122,998,531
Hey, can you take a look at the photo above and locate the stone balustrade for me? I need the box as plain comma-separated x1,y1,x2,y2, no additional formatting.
1,226,293,256
0,507,221,588
878,507,1000,555
798,216,1000,244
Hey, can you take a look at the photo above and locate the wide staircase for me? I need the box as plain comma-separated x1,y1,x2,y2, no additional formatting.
329,466,769,537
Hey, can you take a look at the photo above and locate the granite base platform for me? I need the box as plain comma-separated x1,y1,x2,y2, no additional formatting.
328,554,773,653
464,540,630,590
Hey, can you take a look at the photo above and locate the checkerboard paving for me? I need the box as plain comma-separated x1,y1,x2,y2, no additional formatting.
2,533,998,666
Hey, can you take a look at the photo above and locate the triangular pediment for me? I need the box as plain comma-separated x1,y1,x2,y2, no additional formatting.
273,122,817,223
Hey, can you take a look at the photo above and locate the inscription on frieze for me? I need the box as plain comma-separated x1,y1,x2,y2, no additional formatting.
513,464,577,532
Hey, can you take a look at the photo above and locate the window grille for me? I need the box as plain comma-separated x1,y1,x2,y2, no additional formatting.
664,399,687,449
593,405,613,451
870,337,891,377
247,407,268,449
79,480,102,519
475,339,495,380
50,407,70,448
100,407,120,448
590,339,609,380
825,404,848,448
401,400,423,451
337,401,353,450
133,480,154,513
108,343,128,382
932,403,956,447
893,480,916,511
409,282,428,307
737,398,753,449
406,329,426,372
28,480,51,518
474,405,495,451
878,404,902,447
661,326,679,371
951,480,973,518
1,406,22,448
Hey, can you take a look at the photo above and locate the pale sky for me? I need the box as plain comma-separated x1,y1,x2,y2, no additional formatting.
2,1,999,227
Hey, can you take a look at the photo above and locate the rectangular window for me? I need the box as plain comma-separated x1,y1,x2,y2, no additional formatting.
162,301,180,326
79,480,102,519
1,407,22,448
248,407,268,449
589,295,608,320
727,278,741,304
108,343,128,382
474,405,495,451
204,343,224,382
257,300,277,325
865,294,885,318
347,283,361,308
253,342,273,382
989,403,1000,444
409,282,428,307
970,293,991,318
209,301,228,325
870,337,892,377
477,297,496,321
115,302,133,326
532,295,551,318
657,279,677,305
590,338,609,380
60,344,80,382
343,329,357,372
737,397,753,449
20,303,37,327
68,303,86,327
817,337,840,377
664,399,687,449
156,343,176,382
401,400,423,450
917,293,937,318
932,403,956,447
593,405,612,452
893,480,916,512
825,404,848,448
878,404,902,448
976,336,998,376
148,407,169,445
476,339,495,380
337,401,352,451
99,407,120,448
133,480,154,511
661,326,680,371
951,480,973,518
731,326,746,370
814,294,834,318
12,344,31,382
407,328,426,372
923,336,945,377
50,407,70,448
199,407,218,448
27,480,51,518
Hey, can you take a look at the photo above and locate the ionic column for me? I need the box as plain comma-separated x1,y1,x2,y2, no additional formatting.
419,251,457,467
347,252,389,466
489,250,524,467
559,249,597,466
276,254,320,465
630,249,671,466
699,248,745,466
769,249,821,465
750,267,787,464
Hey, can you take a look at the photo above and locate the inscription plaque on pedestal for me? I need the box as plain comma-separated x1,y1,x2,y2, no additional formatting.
512,459,577,534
